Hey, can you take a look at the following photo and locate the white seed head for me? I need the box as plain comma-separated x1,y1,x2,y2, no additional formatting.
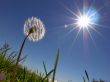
24,17,46,42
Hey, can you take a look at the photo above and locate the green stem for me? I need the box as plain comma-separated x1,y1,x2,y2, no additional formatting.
52,49,60,82
16,34,29,66
11,33,30,82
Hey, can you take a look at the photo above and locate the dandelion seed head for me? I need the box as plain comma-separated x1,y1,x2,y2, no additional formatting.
24,17,46,42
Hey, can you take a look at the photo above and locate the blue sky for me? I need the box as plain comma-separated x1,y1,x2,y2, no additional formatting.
0,0,110,82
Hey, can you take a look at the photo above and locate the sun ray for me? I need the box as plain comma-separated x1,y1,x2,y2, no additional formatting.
60,0,110,47
57,0,79,18
86,27,96,46
91,23,110,29
71,28,82,46
89,25,103,38
63,26,78,38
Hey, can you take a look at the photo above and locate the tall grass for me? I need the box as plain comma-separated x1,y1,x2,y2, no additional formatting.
0,44,60,82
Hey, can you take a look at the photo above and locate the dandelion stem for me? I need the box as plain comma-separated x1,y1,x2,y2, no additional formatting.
11,33,30,82
16,33,30,66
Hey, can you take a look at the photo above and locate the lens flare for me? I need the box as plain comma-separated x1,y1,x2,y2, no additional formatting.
76,15,91,29
74,7,99,31
63,3,100,44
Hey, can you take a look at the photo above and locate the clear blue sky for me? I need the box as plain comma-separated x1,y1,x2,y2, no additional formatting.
0,0,110,82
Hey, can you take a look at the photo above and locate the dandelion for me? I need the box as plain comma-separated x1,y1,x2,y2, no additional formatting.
11,17,46,82
24,17,46,42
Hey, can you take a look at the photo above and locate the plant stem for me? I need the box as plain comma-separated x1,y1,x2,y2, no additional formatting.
11,33,30,82
16,34,29,66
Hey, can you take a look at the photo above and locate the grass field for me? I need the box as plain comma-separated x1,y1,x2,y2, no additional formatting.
0,44,106,82
0,43,59,82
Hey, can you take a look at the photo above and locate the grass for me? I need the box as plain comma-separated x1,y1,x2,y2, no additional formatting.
0,44,106,82
0,43,60,82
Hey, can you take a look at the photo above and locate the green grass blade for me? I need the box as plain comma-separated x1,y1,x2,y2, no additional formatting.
83,76,86,82
22,67,26,82
41,69,54,82
52,48,60,82
85,70,89,82
43,61,49,81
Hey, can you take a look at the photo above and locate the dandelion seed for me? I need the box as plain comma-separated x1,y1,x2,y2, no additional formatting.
24,17,46,42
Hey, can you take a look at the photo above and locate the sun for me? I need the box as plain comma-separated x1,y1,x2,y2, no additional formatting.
63,3,100,44
76,15,91,29
72,7,99,34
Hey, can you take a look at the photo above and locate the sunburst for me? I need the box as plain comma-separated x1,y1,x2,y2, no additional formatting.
75,14,91,29
64,2,100,44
